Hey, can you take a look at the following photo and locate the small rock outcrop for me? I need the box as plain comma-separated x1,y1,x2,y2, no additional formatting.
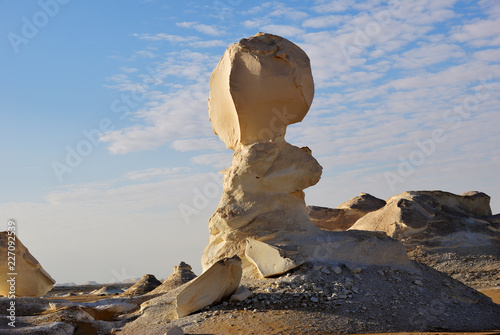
175,256,242,318
0,231,55,297
149,262,197,295
349,190,499,288
308,193,386,231
121,274,161,296
90,285,123,295
230,285,252,302
349,190,494,239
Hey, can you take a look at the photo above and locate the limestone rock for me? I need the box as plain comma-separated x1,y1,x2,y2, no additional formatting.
209,32,314,150
230,285,253,302
90,285,123,295
245,239,304,277
121,274,162,296
349,190,494,239
308,193,385,231
175,256,242,318
149,262,197,295
0,232,55,297
348,190,499,287
201,33,418,276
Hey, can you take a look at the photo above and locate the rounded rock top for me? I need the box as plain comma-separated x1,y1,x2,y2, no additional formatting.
208,32,315,150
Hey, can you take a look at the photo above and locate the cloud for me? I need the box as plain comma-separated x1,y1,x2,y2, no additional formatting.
100,49,220,154
260,24,304,37
132,33,198,43
171,138,225,152
311,0,355,13
190,153,233,170
302,15,344,28
134,50,156,58
176,21,225,36
124,167,185,181
451,18,500,47
391,42,465,69
120,67,138,73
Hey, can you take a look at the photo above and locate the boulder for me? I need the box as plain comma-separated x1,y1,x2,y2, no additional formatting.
121,274,161,296
149,262,197,295
349,190,494,239
0,231,55,297
349,190,499,288
308,193,386,231
90,285,123,295
175,256,242,318
245,239,304,277
208,32,314,150
230,285,252,302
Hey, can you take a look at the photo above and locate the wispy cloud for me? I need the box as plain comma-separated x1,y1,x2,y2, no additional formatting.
176,21,225,36
124,167,185,181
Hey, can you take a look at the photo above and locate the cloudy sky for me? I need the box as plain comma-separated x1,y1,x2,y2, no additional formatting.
1,0,499,284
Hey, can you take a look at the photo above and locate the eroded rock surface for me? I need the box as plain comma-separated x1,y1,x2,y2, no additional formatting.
0,232,55,297
121,274,161,296
208,32,314,150
175,256,242,318
245,239,305,277
308,193,386,231
202,33,420,277
349,190,499,288
149,261,197,295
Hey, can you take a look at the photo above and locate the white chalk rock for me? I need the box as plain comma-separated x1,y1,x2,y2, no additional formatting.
175,256,241,318
209,32,314,150
245,239,304,277
0,231,55,297
230,285,253,302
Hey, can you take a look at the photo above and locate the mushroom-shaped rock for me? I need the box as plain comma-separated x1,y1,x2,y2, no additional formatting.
209,32,314,150
0,231,55,297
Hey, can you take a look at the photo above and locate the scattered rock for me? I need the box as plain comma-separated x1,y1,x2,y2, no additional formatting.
0,231,56,297
230,285,252,302
149,262,197,295
414,280,424,287
166,325,184,335
333,266,342,275
121,274,161,296
175,256,242,318
90,285,123,295
245,239,305,277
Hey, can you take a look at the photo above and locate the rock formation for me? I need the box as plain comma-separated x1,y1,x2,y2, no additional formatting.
308,193,386,231
0,232,55,297
349,190,499,288
90,285,123,295
121,274,161,296
149,261,197,295
175,256,242,318
245,239,304,277
201,33,414,275
349,190,493,238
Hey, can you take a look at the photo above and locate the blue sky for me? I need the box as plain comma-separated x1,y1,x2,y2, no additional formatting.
1,0,499,284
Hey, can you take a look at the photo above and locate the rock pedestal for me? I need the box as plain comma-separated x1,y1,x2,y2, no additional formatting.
201,33,415,276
